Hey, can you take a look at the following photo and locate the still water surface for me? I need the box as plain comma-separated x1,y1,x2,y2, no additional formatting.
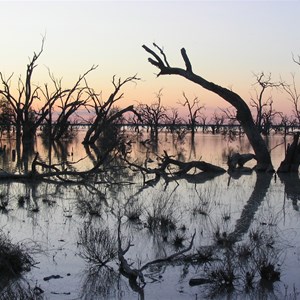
0,131,299,299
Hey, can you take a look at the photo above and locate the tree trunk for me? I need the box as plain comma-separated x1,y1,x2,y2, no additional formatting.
143,45,274,171
277,133,300,172
22,122,36,145
82,118,100,145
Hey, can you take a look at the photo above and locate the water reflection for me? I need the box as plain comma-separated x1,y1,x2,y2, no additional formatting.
80,267,120,300
228,173,273,242
278,172,300,211
0,131,299,299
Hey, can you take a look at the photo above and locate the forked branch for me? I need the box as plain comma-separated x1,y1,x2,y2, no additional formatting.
142,43,274,171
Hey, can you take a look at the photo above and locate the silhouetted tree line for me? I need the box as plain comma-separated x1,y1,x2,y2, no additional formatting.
1,40,300,171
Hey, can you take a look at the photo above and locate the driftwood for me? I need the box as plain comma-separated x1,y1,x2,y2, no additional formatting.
140,231,196,272
277,133,300,172
117,218,196,295
161,153,226,175
117,219,145,290
125,151,226,186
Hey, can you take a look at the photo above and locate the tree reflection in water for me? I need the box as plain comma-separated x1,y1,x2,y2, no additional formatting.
0,132,299,299
80,266,120,300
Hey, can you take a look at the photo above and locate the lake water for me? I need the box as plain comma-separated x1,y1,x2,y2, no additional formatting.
0,130,299,299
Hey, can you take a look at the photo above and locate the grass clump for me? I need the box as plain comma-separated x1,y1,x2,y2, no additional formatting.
172,233,186,249
0,230,33,287
196,226,282,298
124,199,143,223
206,250,236,294
0,281,44,300
78,224,117,266
146,194,178,234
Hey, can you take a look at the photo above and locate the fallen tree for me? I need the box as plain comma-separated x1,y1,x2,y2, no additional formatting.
130,150,224,175
117,217,196,296
124,151,226,187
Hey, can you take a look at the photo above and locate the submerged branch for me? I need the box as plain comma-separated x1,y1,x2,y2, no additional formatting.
0,150,114,183
124,151,226,187
140,231,196,271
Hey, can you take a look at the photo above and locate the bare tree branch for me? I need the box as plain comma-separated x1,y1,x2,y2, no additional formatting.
143,43,274,171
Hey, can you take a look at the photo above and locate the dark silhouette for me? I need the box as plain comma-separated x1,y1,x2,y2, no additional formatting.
0,38,96,150
82,75,140,145
136,89,168,141
143,43,274,171
178,92,204,139
278,132,300,172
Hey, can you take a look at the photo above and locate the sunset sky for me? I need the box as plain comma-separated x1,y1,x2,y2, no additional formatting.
0,1,300,118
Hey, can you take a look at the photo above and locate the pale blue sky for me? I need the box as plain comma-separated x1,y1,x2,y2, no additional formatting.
0,1,299,115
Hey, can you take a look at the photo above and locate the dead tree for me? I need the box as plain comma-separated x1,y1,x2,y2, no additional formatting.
117,217,195,296
210,111,225,134
277,133,300,172
227,153,256,171
48,66,97,141
142,44,274,172
0,97,14,137
82,75,140,145
136,89,168,139
165,107,183,133
250,72,280,134
0,38,95,147
178,92,204,137
124,150,226,188
0,38,52,145
199,113,208,133
281,73,300,126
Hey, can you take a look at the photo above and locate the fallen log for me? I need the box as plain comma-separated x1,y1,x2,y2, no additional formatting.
140,231,196,272
117,217,196,293
162,155,226,175
124,151,226,186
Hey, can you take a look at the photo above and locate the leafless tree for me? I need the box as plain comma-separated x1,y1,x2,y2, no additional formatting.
210,111,225,135
178,92,204,137
44,66,97,141
250,72,281,134
260,99,282,135
0,38,95,148
165,107,182,133
143,43,274,171
82,75,140,145
219,106,243,140
0,39,48,145
136,89,168,139
281,73,300,126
